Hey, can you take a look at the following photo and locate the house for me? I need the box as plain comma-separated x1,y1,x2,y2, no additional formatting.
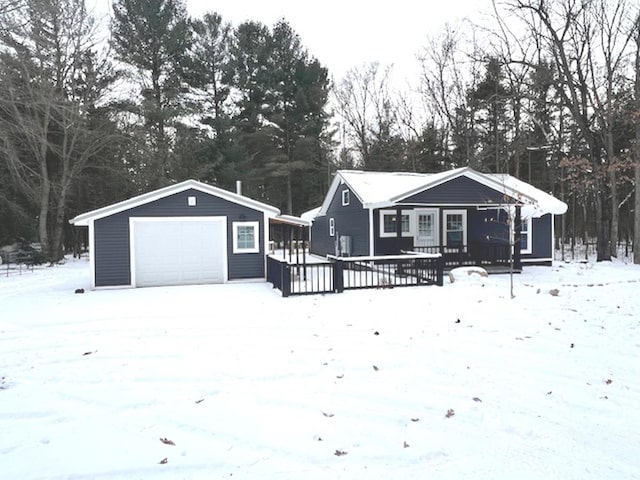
70,180,307,289
306,167,567,269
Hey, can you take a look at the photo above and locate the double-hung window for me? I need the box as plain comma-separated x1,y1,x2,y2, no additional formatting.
233,221,259,253
443,210,467,247
380,210,412,238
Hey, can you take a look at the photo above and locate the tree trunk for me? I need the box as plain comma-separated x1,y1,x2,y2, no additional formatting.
635,159,640,264
634,15,640,264
38,178,50,260
595,188,610,261
609,167,618,257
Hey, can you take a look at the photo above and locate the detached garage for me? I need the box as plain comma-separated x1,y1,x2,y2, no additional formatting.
70,180,284,289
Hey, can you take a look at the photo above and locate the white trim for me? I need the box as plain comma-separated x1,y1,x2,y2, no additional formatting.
71,179,279,226
443,209,467,247
328,253,441,261
551,213,556,258
129,216,228,288
521,257,553,263
88,220,96,289
368,208,375,256
329,218,335,237
232,221,260,253
379,209,412,238
318,172,365,216
341,189,350,206
414,208,439,247
520,217,533,254
391,168,537,207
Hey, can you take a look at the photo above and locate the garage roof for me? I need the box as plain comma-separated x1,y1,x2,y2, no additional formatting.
70,179,281,226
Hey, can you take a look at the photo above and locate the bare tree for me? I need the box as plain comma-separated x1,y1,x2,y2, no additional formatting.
333,62,394,168
418,23,483,167
505,0,638,261
634,12,640,264
0,0,117,261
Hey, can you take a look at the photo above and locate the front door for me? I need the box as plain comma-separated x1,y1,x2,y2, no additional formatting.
414,209,438,248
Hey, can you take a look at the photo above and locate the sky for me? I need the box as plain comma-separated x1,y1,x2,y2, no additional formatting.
90,0,492,84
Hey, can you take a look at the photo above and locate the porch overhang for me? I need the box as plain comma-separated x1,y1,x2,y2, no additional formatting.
270,215,310,227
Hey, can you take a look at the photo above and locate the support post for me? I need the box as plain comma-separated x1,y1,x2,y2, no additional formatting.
333,258,344,293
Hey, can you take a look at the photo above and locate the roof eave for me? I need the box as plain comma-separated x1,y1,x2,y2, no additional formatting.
69,180,280,225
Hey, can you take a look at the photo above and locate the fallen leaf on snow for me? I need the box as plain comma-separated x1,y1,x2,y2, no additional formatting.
403,441,410,448
82,350,96,356
334,449,348,456
322,411,334,418
445,408,455,418
160,437,175,446
372,365,379,371
472,397,482,403
195,398,204,404
158,457,168,464
410,418,420,422
605,379,613,385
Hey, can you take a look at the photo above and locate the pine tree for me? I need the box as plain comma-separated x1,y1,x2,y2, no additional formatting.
111,0,191,187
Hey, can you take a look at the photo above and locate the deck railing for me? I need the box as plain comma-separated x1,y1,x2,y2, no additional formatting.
267,253,443,297
410,242,519,269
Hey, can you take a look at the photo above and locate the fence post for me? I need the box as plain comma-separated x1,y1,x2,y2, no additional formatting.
436,256,444,286
333,259,344,293
282,262,291,297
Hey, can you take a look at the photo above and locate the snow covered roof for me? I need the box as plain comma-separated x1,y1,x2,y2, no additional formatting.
300,207,321,223
70,180,280,226
488,174,568,218
314,168,567,219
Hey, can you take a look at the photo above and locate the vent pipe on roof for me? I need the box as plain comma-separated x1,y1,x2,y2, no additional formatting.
236,180,242,195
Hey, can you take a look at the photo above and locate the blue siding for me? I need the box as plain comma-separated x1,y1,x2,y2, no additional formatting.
310,184,369,257
524,214,553,262
93,189,265,287
468,209,509,245
401,176,515,205
372,208,414,255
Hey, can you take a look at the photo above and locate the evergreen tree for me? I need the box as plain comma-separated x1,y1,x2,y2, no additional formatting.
111,0,191,187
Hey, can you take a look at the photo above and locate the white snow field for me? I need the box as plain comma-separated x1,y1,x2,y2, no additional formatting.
1,257,639,479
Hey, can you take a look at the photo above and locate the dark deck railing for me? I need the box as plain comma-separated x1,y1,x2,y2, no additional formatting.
410,242,519,270
267,253,443,297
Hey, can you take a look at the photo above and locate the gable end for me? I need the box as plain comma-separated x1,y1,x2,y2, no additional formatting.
400,176,518,205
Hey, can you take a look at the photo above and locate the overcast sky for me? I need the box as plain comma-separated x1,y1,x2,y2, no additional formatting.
91,0,492,84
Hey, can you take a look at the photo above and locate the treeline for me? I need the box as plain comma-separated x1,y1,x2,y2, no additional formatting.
334,1,640,262
0,0,639,264
0,0,331,260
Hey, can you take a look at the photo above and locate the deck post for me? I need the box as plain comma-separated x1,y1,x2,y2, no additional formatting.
333,258,344,293
436,256,444,286
282,261,291,297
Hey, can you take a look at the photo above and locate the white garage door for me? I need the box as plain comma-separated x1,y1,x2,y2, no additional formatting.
131,217,226,287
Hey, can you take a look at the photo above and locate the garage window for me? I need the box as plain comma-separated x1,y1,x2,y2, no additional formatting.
233,221,259,253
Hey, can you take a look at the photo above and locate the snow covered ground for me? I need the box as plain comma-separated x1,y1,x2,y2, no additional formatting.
1,257,639,479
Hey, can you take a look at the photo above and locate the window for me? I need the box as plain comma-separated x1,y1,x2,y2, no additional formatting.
329,218,335,237
520,217,532,254
380,210,412,238
341,189,350,206
187,196,196,206
418,214,433,237
443,210,467,247
233,221,259,253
